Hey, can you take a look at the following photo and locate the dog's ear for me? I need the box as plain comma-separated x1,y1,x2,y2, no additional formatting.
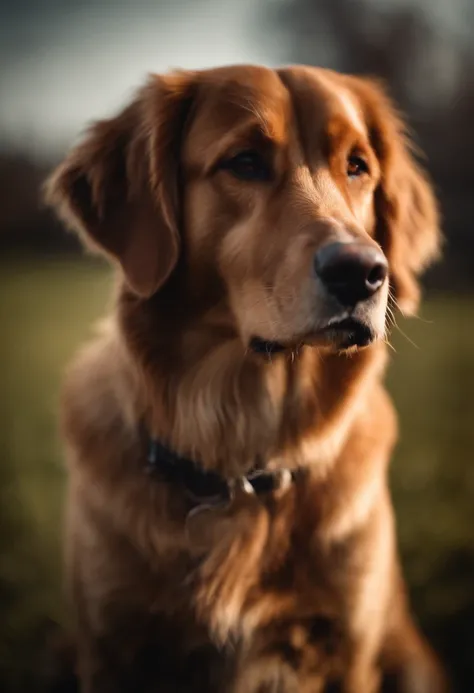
45,72,195,297
349,77,442,314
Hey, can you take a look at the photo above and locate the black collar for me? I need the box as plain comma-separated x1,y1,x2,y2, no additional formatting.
146,438,300,507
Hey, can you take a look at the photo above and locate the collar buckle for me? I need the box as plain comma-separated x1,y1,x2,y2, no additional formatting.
146,437,299,507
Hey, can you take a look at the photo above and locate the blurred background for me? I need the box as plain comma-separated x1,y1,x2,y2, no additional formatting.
1,0,473,691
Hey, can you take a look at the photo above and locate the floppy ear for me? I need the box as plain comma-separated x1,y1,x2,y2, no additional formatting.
349,77,442,314
45,72,195,297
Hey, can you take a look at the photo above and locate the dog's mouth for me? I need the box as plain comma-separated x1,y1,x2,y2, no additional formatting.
250,317,376,355
249,337,287,355
318,317,375,349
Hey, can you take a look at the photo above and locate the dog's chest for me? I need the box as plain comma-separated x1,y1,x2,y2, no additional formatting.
189,488,366,682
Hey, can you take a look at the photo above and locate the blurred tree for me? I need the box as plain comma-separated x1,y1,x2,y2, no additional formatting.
0,153,79,256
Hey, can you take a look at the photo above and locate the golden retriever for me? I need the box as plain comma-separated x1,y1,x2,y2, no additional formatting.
46,64,448,693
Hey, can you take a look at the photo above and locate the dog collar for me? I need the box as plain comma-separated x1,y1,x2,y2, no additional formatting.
146,438,299,506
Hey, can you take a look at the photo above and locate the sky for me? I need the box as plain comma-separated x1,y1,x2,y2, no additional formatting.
0,0,281,157
0,0,472,158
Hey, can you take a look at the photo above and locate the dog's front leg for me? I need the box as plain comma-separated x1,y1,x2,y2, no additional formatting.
342,650,381,693
231,656,302,693
379,608,449,693
376,562,449,693
76,639,128,693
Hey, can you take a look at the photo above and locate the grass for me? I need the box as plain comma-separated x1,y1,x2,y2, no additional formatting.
0,258,473,691
0,259,113,691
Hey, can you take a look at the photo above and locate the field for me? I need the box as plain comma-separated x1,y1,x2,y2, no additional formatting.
1,258,473,691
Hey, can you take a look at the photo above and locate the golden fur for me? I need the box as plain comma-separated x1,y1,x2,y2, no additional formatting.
46,64,447,692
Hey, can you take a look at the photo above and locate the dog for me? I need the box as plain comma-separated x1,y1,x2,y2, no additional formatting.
45,64,448,692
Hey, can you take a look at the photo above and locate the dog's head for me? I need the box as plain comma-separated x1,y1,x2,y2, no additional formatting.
46,65,441,353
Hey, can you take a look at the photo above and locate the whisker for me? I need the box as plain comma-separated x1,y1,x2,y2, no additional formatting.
386,291,421,349
396,325,419,350
389,292,408,319
382,333,396,353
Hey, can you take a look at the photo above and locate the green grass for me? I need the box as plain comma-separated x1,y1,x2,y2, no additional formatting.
387,296,474,618
0,258,473,690
0,259,114,690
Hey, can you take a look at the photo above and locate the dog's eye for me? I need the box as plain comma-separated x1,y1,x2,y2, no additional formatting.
347,154,369,179
219,150,271,182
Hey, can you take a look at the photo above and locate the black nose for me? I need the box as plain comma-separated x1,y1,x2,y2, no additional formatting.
314,242,388,306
